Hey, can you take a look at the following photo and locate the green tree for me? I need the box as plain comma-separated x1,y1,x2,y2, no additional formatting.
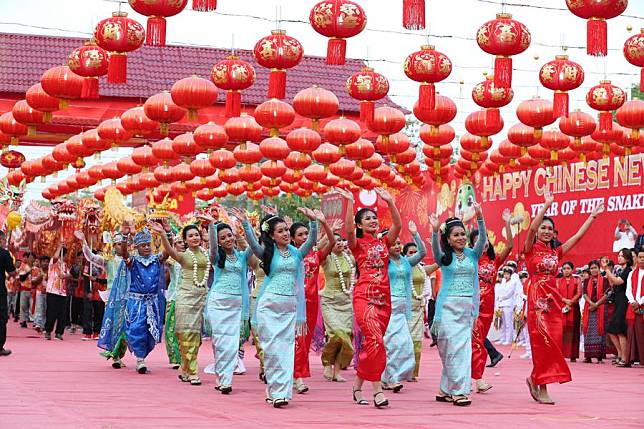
215,193,321,221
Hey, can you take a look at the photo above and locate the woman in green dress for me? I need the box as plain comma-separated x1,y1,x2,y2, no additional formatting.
164,237,184,369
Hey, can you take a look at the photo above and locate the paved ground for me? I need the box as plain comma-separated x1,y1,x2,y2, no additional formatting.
1,321,642,429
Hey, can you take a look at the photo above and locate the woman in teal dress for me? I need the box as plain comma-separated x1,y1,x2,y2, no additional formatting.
231,207,320,408
382,221,426,392
429,203,486,406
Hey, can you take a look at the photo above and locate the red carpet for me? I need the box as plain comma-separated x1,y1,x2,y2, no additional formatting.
1,321,642,429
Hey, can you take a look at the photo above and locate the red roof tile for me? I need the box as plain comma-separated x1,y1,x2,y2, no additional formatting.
0,33,405,113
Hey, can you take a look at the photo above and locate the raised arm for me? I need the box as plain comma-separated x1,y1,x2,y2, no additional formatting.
74,230,105,268
497,208,514,264
208,223,219,265
230,208,264,258
296,208,319,257
472,204,487,258
335,188,357,249
314,210,335,261
561,202,604,256
376,188,402,248
524,190,554,255
428,213,444,266
149,221,181,262
406,221,427,267
120,221,132,264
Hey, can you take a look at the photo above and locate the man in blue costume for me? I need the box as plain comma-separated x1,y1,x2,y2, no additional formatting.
98,225,166,374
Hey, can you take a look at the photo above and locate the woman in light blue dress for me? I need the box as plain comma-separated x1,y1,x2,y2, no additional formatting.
205,222,257,394
231,207,320,408
429,203,486,406
382,221,426,392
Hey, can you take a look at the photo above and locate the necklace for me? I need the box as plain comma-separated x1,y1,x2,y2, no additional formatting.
278,247,292,258
187,248,210,288
411,264,429,301
331,251,356,295
454,251,466,262
226,252,238,263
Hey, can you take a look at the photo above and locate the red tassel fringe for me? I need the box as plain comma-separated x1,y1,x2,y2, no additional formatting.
146,16,167,47
81,77,99,99
403,0,425,30
553,91,569,118
587,19,607,57
360,101,375,124
268,69,287,99
226,91,241,118
327,38,346,65
485,108,500,126
640,68,643,92
192,0,217,11
599,112,612,131
107,52,127,84
494,56,512,88
419,83,435,110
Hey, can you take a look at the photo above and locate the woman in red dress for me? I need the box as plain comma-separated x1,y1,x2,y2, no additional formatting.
337,187,401,408
470,208,513,393
523,190,604,405
556,262,582,362
290,219,335,394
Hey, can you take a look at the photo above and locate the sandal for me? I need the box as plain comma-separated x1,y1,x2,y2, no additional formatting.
189,377,202,386
435,392,453,403
333,374,347,382
216,385,232,394
273,398,288,408
294,380,309,394
178,374,190,383
537,387,555,405
352,388,369,406
323,366,334,381
373,391,389,408
111,359,125,369
392,383,404,393
526,377,539,402
475,380,493,393
452,395,471,406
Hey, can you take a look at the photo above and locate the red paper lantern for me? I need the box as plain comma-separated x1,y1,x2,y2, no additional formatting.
41,66,84,107
144,91,186,136
420,123,455,148
586,80,626,131
460,133,492,161
423,144,452,175
253,30,304,99
233,142,262,165
286,128,322,154
0,150,26,170
76,171,98,187
121,106,159,137
329,158,356,180
559,110,597,158
52,143,76,166
211,56,256,118
303,164,328,182
309,0,366,65
413,95,457,135
209,149,236,170
539,55,585,118
171,75,218,121
97,118,133,149
260,137,290,161
102,162,126,182
172,163,195,182
592,123,623,158
194,122,228,153
507,123,536,156
345,138,375,162
67,133,95,162
320,173,341,187
516,97,555,140
260,161,286,180
140,172,160,189
190,158,216,179
616,99,644,142
195,188,215,202
540,130,570,161
471,74,513,126
12,100,44,136
346,66,389,123
0,112,28,145
131,145,159,170
205,173,224,189
6,170,27,187
88,165,105,181
476,13,531,88
154,166,174,183
465,110,504,147
566,0,627,57
323,117,361,150
25,83,60,122
376,132,409,156
360,153,384,171
117,157,143,176
368,107,406,145
82,129,112,154
527,144,551,166
404,45,452,110
254,99,295,136
128,0,187,46
192,0,217,12
497,139,522,167
172,132,201,161
152,138,180,166
227,181,245,196
41,154,63,175
94,12,145,83
238,165,262,183
284,152,312,172
624,29,644,91
185,177,205,194
68,39,109,99
225,113,263,143
292,86,339,130
312,142,342,165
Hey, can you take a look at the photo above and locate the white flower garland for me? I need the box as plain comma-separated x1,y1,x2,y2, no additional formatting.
331,251,356,295
187,248,210,288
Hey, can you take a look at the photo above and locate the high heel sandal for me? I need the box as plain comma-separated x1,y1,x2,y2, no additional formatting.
273,398,288,408
526,377,539,402
352,389,369,405
392,383,403,393
373,391,389,408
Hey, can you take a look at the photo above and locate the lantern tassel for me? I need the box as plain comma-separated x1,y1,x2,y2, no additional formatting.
599,111,612,131
640,68,644,92
268,69,287,99
327,38,346,66
418,83,436,110
485,108,500,126
553,91,568,118
226,91,241,118
403,0,425,30
192,0,217,11
146,16,167,47
550,150,558,162
81,77,99,99
360,101,375,124
107,52,127,84
587,18,607,57
494,56,512,88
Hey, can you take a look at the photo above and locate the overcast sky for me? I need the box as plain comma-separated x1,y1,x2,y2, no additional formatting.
1,0,643,202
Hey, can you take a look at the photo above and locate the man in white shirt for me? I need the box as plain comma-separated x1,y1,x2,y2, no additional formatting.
497,268,517,345
624,248,644,367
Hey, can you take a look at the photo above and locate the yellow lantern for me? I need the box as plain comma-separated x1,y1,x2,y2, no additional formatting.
6,211,22,231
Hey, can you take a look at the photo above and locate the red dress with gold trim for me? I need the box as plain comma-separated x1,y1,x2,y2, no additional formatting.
351,235,391,382
525,241,572,385
294,249,321,379
471,255,502,379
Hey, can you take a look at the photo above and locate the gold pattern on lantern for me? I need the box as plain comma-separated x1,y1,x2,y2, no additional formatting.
540,64,555,82
592,88,609,106
563,64,581,81
611,88,625,105
339,4,361,28
497,23,517,43
477,26,490,46
102,23,122,41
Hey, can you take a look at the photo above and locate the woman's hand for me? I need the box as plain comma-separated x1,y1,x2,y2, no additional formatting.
429,214,439,233
73,230,86,242
121,220,132,236
298,207,316,220
229,207,248,222
409,220,418,235
333,187,354,202
473,202,483,219
148,221,165,235
261,205,278,216
591,202,605,218
501,208,511,224
375,187,393,203
313,209,327,223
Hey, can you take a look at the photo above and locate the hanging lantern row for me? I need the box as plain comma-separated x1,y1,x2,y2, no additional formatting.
309,0,367,65
565,0,628,57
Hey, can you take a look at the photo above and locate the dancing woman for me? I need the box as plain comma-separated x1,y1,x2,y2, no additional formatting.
336,187,402,408
290,216,335,393
523,191,603,404
232,207,319,408
320,233,355,382
556,262,582,362
382,221,426,392
429,203,486,407
205,222,257,394
470,208,513,393
164,237,184,369
153,221,212,385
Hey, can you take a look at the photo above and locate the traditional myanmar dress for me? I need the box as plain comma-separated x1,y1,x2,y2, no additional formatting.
206,225,251,388
410,264,427,378
175,248,210,378
164,259,181,366
382,233,426,385
243,220,317,401
556,275,581,360
98,258,128,361
350,234,391,382
320,251,355,370
471,254,502,381
583,275,607,360
525,241,571,386
250,267,266,375
294,249,321,379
